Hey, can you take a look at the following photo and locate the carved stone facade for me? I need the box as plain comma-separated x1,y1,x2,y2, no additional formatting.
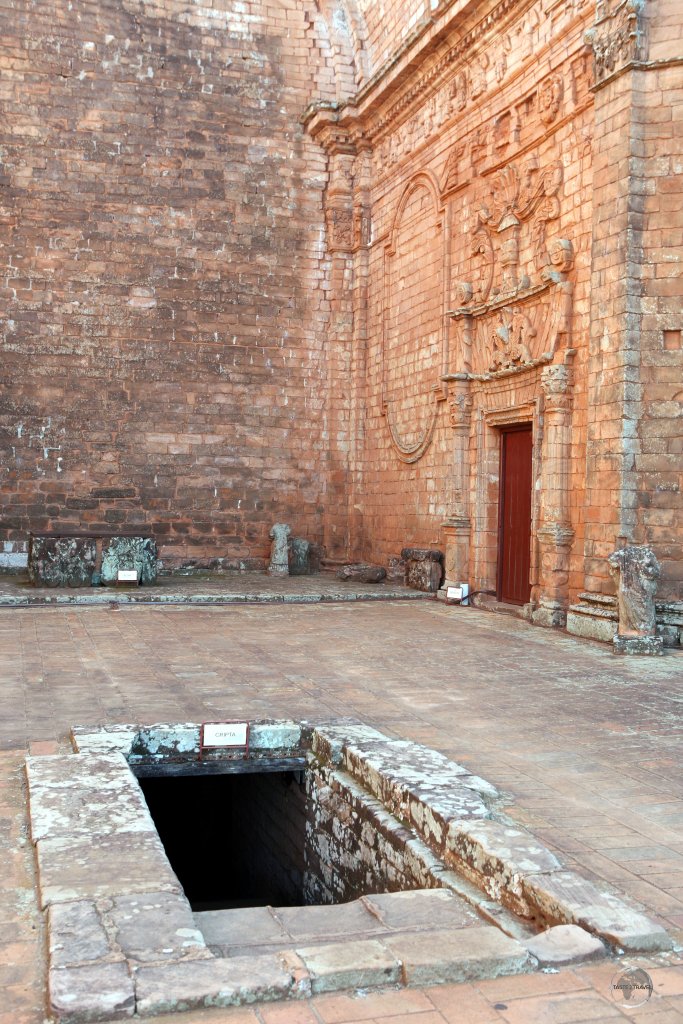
305,0,683,632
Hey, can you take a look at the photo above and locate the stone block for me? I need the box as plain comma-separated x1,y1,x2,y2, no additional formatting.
382,926,531,986
274,899,383,940
101,537,157,586
49,961,135,1023
522,870,673,952
36,833,182,908
446,820,561,912
28,536,96,588
335,563,387,583
110,891,209,963
566,605,618,643
48,900,112,968
401,548,444,593
289,537,311,575
363,888,480,931
613,633,664,655
525,924,606,965
295,938,401,994
134,954,295,1015
27,753,155,842
194,907,289,953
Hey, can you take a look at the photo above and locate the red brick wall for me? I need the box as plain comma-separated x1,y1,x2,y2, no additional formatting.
0,0,356,568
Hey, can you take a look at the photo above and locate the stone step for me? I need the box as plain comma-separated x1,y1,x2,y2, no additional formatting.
577,592,617,608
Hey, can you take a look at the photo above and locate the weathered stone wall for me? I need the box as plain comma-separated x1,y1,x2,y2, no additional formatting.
0,0,359,569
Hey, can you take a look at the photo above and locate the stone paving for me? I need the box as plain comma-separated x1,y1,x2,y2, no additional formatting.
0,586,682,1022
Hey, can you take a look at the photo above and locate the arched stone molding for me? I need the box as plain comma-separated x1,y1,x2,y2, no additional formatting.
382,171,448,463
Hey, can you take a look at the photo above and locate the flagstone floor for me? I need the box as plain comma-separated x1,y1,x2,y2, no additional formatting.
1,590,682,1022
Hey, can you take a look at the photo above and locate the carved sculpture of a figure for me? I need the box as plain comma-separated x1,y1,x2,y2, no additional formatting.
268,523,291,577
608,544,661,635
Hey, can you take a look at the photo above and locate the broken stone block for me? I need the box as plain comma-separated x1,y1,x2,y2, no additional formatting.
28,535,96,587
295,938,401,994
268,523,291,576
382,926,531,986
401,547,444,592
335,563,387,583
525,924,605,965
101,536,158,586
289,537,311,575
522,870,673,952
49,961,135,1022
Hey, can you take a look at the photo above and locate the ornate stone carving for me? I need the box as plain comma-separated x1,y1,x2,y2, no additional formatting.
268,523,291,577
28,536,96,588
449,391,473,429
489,306,536,371
326,205,354,251
101,537,158,586
608,545,663,654
585,0,645,85
538,74,564,126
541,363,571,411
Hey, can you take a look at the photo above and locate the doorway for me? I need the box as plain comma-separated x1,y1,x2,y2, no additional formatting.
497,425,533,605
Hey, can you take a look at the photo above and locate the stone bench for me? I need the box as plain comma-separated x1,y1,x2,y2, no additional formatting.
28,533,158,588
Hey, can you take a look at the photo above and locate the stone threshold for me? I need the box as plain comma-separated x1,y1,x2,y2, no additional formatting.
25,720,673,1022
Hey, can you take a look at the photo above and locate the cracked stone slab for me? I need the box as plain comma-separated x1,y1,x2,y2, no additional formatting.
522,870,673,952
525,924,606,965
362,888,481,931
49,961,135,1023
109,891,209,963
134,954,295,1015
194,907,290,953
48,900,114,969
446,820,561,912
70,727,138,757
382,926,532,987
36,833,182,908
295,938,402,994
26,754,155,842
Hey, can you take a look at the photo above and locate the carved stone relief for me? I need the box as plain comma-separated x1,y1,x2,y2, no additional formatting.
585,0,645,84
538,74,564,126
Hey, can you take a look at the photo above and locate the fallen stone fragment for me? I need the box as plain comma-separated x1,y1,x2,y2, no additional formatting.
335,563,387,583
48,900,112,968
49,961,134,1023
295,938,401,994
525,924,605,965
135,954,295,1015
382,926,532,986
522,870,673,952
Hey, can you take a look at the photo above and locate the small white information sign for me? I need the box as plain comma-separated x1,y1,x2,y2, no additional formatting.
118,570,138,583
202,722,249,748
447,586,460,599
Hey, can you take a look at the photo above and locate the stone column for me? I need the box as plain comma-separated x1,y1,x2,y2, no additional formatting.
532,364,574,627
440,373,472,595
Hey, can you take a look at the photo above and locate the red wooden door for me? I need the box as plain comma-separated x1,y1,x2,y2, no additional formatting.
497,426,533,605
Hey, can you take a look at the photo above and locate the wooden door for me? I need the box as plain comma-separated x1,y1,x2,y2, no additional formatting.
497,425,533,605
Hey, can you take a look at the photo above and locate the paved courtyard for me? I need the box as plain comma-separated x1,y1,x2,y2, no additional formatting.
1,593,682,1023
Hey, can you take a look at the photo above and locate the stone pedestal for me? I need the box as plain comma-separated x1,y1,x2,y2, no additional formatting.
439,518,470,597
608,544,662,656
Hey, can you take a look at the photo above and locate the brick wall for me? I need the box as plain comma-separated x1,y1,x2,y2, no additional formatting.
0,0,359,569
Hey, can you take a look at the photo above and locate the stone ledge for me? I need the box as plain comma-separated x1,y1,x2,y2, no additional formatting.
382,926,532,986
295,938,401,994
49,961,135,1024
134,955,296,1016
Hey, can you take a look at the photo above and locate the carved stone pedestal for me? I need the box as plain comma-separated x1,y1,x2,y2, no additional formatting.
439,518,471,598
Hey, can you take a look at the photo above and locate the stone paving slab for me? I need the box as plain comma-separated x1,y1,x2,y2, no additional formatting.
362,888,481,931
26,753,155,841
524,924,606,966
134,954,296,1016
48,901,114,969
294,938,402,994
109,891,209,964
194,907,290,953
272,901,387,941
382,926,533,987
36,833,182,908
49,960,135,1023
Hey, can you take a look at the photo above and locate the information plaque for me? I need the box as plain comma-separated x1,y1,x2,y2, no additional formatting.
199,721,250,760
